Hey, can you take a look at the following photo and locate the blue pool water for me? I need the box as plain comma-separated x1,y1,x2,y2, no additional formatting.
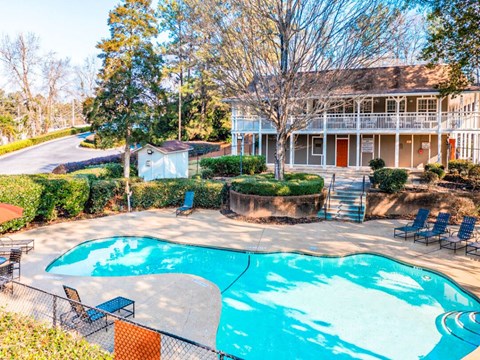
47,236,480,359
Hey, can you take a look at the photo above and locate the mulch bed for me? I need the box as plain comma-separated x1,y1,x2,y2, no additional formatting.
220,209,322,225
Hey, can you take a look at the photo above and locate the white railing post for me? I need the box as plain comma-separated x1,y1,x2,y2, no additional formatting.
437,97,444,163
323,111,327,169
356,100,361,169
395,99,400,168
289,133,294,167
258,117,262,156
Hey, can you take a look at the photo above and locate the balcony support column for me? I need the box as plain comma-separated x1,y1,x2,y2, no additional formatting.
395,98,400,168
323,111,327,169
356,99,362,170
437,97,444,164
289,134,294,167
232,133,238,155
474,134,479,164
252,134,256,155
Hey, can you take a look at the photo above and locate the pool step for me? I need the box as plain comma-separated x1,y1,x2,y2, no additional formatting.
437,311,480,346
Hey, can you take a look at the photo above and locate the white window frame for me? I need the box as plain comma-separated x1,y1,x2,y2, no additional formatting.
386,99,406,113
417,98,437,113
311,136,324,156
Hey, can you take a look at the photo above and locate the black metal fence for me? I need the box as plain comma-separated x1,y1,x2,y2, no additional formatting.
0,278,242,360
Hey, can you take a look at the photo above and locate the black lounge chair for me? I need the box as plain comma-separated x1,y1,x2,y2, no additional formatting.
8,248,21,280
440,216,477,253
62,285,135,336
0,263,14,294
394,208,430,240
176,191,194,216
0,236,34,254
414,212,451,245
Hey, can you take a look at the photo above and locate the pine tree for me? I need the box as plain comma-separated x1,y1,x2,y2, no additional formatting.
90,0,163,179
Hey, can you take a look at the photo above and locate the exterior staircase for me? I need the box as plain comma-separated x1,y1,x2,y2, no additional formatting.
318,176,369,223
437,311,480,347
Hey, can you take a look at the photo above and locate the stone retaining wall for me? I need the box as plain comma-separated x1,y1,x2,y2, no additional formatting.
230,190,326,218
366,190,480,223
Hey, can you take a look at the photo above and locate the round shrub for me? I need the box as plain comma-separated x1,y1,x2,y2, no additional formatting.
448,159,472,175
468,164,480,180
86,180,121,214
421,171,439,185
201,168,214,179
424,162,445,171
379,169,409,193
231,173,324,196
426,166,445,179
373,168,393,186
369,158,386,171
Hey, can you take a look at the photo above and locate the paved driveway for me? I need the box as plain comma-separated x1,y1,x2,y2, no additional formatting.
0,133,121,174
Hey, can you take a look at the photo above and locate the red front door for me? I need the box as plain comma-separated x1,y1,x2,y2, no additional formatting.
449,138,456,160
336,139,348,167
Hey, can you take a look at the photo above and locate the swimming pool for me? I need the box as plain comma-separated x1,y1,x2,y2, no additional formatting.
47,236,480,359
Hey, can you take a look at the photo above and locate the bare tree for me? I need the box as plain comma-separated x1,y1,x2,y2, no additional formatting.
381,10,427,66
74,55,100,99
42,53,71,131
0,33,41,135
189,0,403,179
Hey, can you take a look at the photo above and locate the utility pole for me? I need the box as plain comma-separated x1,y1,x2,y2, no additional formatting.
71,99,75,127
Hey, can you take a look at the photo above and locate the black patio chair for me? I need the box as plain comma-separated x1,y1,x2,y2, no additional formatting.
8,248,21,280
0,236,34,253
394,208,430,240
440,216,477,253
414,212,451,245
0,263,14,294
61,285,135,336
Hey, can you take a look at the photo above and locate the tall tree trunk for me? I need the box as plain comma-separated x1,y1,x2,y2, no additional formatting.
275,131,288,180
124,128,131,179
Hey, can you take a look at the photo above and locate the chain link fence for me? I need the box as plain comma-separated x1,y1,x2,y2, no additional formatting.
0,278,242,360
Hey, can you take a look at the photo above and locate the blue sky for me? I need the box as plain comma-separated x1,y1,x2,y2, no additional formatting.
0,0,121,65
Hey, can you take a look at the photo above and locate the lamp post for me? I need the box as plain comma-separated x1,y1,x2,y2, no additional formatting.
238,134,244,175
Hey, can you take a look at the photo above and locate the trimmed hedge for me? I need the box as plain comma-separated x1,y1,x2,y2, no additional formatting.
0,126,90,156
131,179,225,209
369,158,385,171
33,175,90,221
0,174,90,231
200,155,267,176
373,168,409,193
424,162,445,179
0,311,112,359
231,173,324,196
86,179,122,214
0,176,43,232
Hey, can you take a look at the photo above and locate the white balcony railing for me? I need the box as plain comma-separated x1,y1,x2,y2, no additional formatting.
233,112,480,132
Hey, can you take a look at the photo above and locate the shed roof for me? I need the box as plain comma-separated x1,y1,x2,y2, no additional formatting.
139,141,192,155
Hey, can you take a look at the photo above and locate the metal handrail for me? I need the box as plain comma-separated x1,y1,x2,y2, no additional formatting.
358,175,366,222
323,174,336,220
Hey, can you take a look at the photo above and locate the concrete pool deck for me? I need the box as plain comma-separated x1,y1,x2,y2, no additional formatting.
7,209,480,356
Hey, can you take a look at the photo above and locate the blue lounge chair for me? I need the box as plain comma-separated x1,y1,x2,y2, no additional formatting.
440,216,476,253
62,285,135,336
414,212,451,245
176,191,194,216
394,208,430,240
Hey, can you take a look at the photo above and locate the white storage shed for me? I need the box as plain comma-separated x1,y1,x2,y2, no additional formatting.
137,141,192,181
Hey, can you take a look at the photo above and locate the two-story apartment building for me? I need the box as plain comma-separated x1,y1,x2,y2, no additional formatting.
230,65,480,169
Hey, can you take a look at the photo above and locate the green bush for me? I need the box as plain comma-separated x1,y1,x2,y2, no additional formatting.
201,168,214,179
79,141,96,149
230,173,324,196
0,176,43,232
86,179,121,214
379,169,409,193
200,155,267,177
33,175,90,221
131,179,225,209
369,158,386,171
421,171,439,185
0,126,90,156
424,163,445,179
70,163,133,180
0,310,112,359
468,164,480,180
448,159,472,175
373,168,393,186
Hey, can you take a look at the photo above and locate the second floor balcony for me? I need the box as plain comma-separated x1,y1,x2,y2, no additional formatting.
233,112,480,133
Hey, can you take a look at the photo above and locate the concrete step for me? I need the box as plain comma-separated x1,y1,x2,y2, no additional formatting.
318,208,365,222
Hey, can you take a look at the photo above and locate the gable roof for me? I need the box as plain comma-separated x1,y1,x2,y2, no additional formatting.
138,141,192,155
